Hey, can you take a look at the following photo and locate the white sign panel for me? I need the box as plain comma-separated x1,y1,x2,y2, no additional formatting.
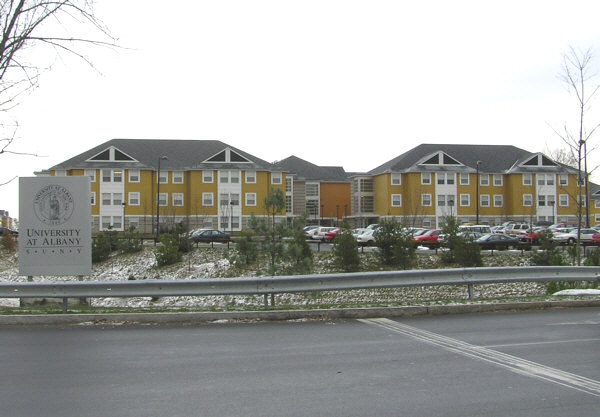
19,177,92,276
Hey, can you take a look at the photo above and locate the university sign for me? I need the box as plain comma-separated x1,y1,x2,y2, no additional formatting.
19,177,92,276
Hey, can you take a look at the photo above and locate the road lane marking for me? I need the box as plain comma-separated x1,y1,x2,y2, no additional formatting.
359,318,600,397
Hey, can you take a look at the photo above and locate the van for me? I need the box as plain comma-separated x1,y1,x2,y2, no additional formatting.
504,223,530,237
459,225,491,234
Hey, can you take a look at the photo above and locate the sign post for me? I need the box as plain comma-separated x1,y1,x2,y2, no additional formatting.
19,177,92,277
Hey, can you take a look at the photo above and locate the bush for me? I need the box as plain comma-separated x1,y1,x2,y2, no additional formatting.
374,221,416,269
154,233,182,266
531,233,565,266
92,233,112,263
1,230,16,252
118,226,143,254
235,229,259,265
331,228,360,272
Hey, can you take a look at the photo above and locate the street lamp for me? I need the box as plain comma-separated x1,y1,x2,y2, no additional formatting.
156,156,168,240
476,160,481,224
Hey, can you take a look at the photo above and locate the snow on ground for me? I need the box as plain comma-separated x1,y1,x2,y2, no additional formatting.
0,246,597,309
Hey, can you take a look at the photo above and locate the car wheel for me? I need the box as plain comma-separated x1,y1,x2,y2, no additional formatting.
567,237,576,245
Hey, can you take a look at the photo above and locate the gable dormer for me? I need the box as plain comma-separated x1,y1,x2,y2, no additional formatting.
204,148,252,163
87,146,137,162
521,153,558,167
418,151,462,166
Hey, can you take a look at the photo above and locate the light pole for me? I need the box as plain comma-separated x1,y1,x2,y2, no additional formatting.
476,160,481,224
156,156,168,240
550,200,555,223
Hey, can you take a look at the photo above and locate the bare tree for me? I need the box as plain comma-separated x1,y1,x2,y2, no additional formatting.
550,46,600,264
0,0,116,162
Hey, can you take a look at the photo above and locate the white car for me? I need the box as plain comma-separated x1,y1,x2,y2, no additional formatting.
356,229,376,245
310,226,337,240
552,228,598,245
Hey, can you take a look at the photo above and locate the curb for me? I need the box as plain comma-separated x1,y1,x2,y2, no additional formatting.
1,299,599,326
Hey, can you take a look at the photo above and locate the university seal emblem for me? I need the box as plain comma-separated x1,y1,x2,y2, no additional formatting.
33,184,74,225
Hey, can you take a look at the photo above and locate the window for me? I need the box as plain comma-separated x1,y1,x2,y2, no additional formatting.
421,173,431,185
113,170,123,183
596,200,600,209
158,171,168,184
559,174,568,186
102,169,111,182
128,192,140,206
460,194,470,207
113,193,123,206
437,194,446,206
421,193,432,206
203,170,213,183
219,171,229,183
559,194,569,207
538,195,546,206
91,192,96,206
158,193,168,206
480,194,490,207
523,194,533,207
246,193,257,206
523,174,532,186
172,171,184,184
112,216,122,229
172,193,184,206
102,193,111,206
85,169,96,182
459,173,469,185
579,195,587,207
230,193,240,206
538,174,554,186
245,170,256,184
220,193,229,206
129,169,140,183
101,216,111,230
494,195,503,207
306,183,319,197
436,173,455,185
285,177,292,193
230,170,240,184
286,195,292,213
391,194,402,207
493,175,502,186
271,172,282,185
480,174,489,186
391,173,401,186
202,192,214,206
129,217,139,230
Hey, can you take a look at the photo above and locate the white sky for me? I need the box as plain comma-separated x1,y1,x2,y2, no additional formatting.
2,0,600,219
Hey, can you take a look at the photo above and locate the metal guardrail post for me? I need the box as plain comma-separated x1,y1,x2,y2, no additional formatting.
467,283,474,300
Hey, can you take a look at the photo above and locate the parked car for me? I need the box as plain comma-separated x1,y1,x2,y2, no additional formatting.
412,229,442,248
323,228,340,242
190,229,231,243
356,229,376,245
476,233,520,250
303,225,319,238
552,228,598,245
519,227,551,244
591,233,600,245
504,223,530,237
438,231,483,247
310,226,338,240
459,225,492,234
352,228,368,239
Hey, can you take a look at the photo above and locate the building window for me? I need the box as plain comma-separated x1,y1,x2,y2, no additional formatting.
91,192,96,206
230,193,240,206
559,174,568,186
595,200,600,209
480,174,489,186
230,170,240,184
246,193,257,206
537,195,546,206
459,173,469,185
493,174,502,186
421,173,431,185
245,170,256,184
391,173,401,186
391,194,402,207
172,171,184,184
113,193,123,206
271,172,282,185
129,192,140,206
202,192,213,206
128,169,140,183
559,194,568,207
436,172,454,185
437,194,446,207
523,194,533,207
421,193,432,206
101,216,111,230
523,174,532,186
494,194,503,207
158,171,168,184
173,193,184,207
306,183,319,197
129,217,139,230
480,194,490,207
286,195,292,213
85,169,96,182
159,193,168,206
203,170,213,183
460,194,470,207
102,193,111,206
579,195,587,207
102,169,111,183
286,177,292,193
113,170,123,183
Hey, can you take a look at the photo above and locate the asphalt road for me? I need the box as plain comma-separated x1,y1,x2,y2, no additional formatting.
1,308,599,417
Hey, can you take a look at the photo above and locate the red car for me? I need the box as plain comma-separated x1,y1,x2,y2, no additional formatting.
520,228,550,244
591,233,600,246
412,229,442,247
323,228,340,243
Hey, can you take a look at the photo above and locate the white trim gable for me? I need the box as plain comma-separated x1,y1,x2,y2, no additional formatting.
203,147,252,164
417,151,463,167
86,146,138,163
520,153,558,168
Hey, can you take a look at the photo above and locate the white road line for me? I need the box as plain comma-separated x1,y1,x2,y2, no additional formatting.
486,338,600,348
359,318,600,397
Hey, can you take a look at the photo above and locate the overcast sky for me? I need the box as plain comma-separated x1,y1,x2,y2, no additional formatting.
2,0,600,219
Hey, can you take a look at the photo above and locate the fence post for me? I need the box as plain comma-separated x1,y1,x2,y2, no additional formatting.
467,283,474,300
62,298,68,313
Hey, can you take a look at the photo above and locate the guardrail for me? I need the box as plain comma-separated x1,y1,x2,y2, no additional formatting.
1,266,599,313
